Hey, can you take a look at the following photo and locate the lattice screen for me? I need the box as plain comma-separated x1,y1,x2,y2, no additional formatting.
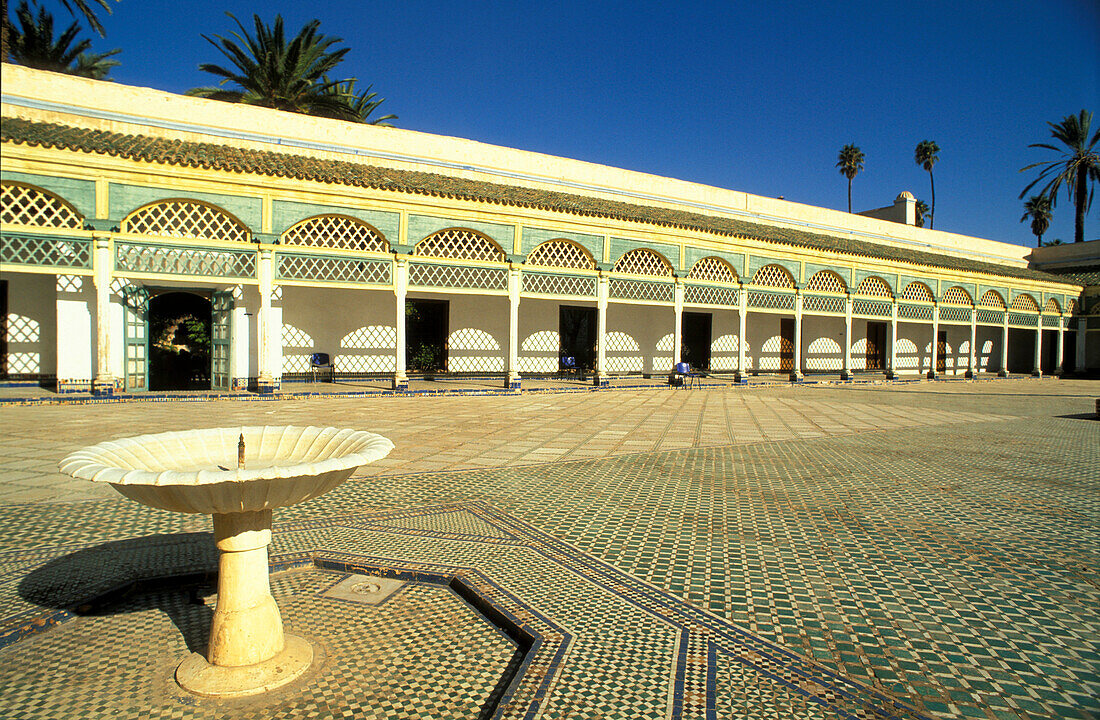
1,235,91,268
613,249,673,276
1,183,83,228
1066,299,1077,315
281,215,388,252
608,278,674,302
1010,294,1039,312
750,264,795,289
855,276,892,298
803,295,845,314
747,290,795,310
805,271,847,293
898,304,933,321
115,243,255,277
853,299,891,317
975,309,1004,325
979,290,1006,309
900,282,934,303
522,273,596,297
941,286,972,306
687,256,738,283
684,284,738,307
526,240,595,269
277,254,391,284
1043,298,1061,314
414,228,505,261
122,201,250,243
939,306,971,323
409,263,508,290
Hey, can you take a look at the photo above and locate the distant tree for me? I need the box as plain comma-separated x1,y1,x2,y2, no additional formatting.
1039,238,1064,247
836,144,865,213
6,0,118,78
2,0,113,62
189,14,394,125
1020,110,1099,243
1020,195,1053,247
914,140,940,229
915,199,930,228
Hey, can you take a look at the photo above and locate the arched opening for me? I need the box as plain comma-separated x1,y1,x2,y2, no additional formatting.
149,292,212,391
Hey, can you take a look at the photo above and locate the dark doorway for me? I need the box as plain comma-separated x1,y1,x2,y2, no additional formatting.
1007,328,1035,374
1064,330,1077,374
1041,329,1059,374
559,305,596,371
936,330,948,374
0,280,7,379
866,321,887,370
779,318,795,372
406,299,448,372
148,292,212,391
682,312,712,370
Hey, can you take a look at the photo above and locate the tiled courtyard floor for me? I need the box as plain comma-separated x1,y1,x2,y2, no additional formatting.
0,380,1097,719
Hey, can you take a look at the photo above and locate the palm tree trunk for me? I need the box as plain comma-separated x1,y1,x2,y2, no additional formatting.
1037,231,1043,247
928,171,935,230
847,178,852,213
1074,168,1086,242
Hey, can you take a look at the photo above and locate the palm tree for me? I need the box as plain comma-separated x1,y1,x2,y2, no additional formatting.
1020,110,1099,243
836,144,865,213
324,77,397,126
915,199,930,228
2,0,112,62
1020,195,1053,247
914,140,940,229
6,0,118,78
189,14,380,124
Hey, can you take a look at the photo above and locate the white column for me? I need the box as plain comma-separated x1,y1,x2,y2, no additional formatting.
1031,315,1043,377
966,308,977,378
790,291,804,381
506,266,520,389
841,295,853,380
231,288,250,391
999,312,1009,377
256,248,274,393
928,303,940,379
736,287,748,382
91,236,114,395
393,258,408,390
595,275,609,386
673,280,684,368
887,298,898,379
1056,316,1065,375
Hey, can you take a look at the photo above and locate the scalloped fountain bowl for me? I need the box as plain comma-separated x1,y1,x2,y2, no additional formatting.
59,426,394,698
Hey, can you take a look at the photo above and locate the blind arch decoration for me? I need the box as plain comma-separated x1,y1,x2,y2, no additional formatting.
1,182,83,228
122,200,251,243
1011,293,1040,312
526,240,596,269
979,290,1006,309
282,214,389,252
687,256,739,283
1043,298,1061,314
805,270,847,294
855,276,893,298
613,248,674,276
414,228,506,262
941,286,973,306
750,264,795,289
900,282,934,303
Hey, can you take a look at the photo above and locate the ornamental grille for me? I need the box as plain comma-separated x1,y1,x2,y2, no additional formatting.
115,242,256,277
281,215,388,252
613,249,673,276
1,234,91,268
1066,299,1077,315
522,272,596,297
975,309,1004,325
900,282,934,303
979,290,1006,309
684,284,738,307
1043,298,1061,314
409,262,508,290
122,201,250,243
941,286,972,306
414,228,505,261
898,304,933,321
609,278,674,302
939,306,971,323
748,290,795,310
1043,315,1060,327
277,254,391,285
1,183,83,228
803,295,846,314
687,256,738,283
805,271,847,294
1009,312,1038,327
1010,294,1039,312
750,264,795,289
853,299,891,317
526,240,595,269
855,276,892,298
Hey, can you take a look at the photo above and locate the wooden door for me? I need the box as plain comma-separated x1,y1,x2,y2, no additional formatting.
779,318,795,372
936,330,947,374
866,321,887,370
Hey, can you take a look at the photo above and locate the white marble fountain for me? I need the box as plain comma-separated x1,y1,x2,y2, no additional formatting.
59,425,394,698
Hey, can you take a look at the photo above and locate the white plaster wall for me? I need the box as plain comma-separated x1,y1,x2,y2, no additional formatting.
444,294,508,373
55,274,94,381
802,315,845,372
895,322,932,374
518,298,575,373
281,286,395,375
607,303,675,374
745,313,787,372
975,326,1003,373
4,272,56,378
706,309,741,371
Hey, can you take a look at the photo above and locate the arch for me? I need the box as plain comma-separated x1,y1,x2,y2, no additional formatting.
855,275,893,298
805,270,848,294
414,227,505,261
282,214,389,252
613,248,673,276
0,181,83,229
941,286,973,306
1043,298,1061,314
122,199,251,243
1066,298,1078,315
687,256,739,283
526,239,596,269
900,281,934,303
979,290,1006,309
750,264,796,289
1010,293,1039,312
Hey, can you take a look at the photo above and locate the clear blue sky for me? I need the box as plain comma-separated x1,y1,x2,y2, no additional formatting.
39,0,1100,247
